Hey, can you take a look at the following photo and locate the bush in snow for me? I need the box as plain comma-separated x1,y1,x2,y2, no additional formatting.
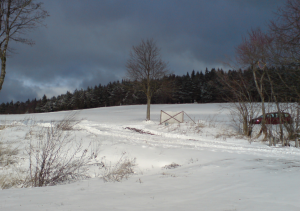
55,111,82,131
25,115,94,187
102,152,137,182
0,141,18,167
163,163,181,169
0,142,21,189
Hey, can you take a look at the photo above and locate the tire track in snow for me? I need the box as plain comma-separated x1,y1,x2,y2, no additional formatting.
77,121,300,159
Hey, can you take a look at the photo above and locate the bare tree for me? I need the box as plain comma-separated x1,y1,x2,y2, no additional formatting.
0,0,48,91
230,0,300,146
217,69,259,137
235,28,273,140
268,0,300,147
126,39,169,120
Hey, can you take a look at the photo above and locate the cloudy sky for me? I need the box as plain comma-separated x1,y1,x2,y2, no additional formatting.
1,0,284,103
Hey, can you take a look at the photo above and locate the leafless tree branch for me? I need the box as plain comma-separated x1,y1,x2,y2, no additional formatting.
0,0,49,91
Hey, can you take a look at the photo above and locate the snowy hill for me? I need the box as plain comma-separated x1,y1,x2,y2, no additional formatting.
0,104,300,211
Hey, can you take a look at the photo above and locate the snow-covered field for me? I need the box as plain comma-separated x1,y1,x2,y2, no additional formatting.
0,103,300,211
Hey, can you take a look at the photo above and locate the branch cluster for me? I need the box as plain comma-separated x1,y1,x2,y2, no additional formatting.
0,0,48,49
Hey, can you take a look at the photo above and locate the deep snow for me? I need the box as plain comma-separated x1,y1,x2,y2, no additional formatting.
0,103,300,211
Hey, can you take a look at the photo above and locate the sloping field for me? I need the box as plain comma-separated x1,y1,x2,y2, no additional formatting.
0,104,299,211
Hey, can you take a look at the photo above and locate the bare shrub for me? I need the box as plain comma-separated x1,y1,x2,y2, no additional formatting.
0,170,25,189
196,122,206,128
102,153,137,182
0,113,98,189
215,129,246,141
163,163,181,169
164,120,204,135
55,111,82,131
26,119,92,187
0,120,16,130
207,115,218,128
221,103,261,138
0,141,19,167
0,124,22,189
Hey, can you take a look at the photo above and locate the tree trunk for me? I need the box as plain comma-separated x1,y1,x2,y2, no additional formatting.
0,0,10,92
253,67,267,140
0,56,6,91
296,107,300,148
146,75,151,120
269,137,274,146
243,115,251,136
266,70,285,144
146,96,151,120
276,104,285,145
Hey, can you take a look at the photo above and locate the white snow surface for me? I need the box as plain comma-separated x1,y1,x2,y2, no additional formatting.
0,103,300,211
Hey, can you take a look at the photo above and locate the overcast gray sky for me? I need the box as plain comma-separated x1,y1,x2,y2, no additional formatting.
0,0,284,103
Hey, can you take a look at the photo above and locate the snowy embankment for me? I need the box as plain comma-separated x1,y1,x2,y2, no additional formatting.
0,104,300,211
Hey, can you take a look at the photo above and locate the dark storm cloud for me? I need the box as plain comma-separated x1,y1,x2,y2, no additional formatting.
0,77,40,103
0,0,284,103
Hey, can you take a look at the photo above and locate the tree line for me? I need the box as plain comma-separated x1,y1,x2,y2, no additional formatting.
1,66,298,115
0,68,220,114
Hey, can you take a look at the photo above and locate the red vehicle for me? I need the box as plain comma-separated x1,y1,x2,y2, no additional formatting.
251,112,292,124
